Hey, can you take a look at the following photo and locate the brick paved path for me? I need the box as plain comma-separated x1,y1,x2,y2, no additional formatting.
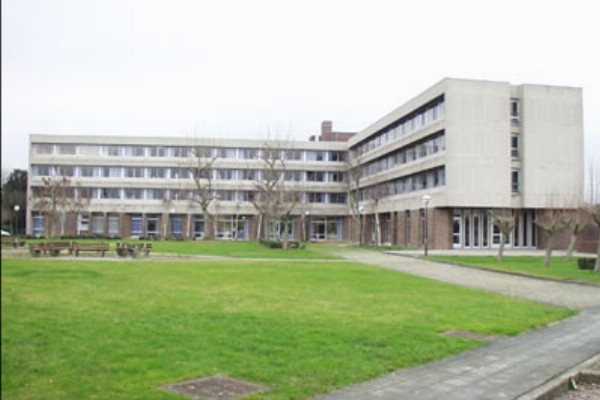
308,251,600,400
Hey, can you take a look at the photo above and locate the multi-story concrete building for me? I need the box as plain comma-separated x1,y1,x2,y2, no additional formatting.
27,78,584,249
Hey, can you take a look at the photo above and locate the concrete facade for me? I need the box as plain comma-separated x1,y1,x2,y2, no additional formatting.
27,78,589,250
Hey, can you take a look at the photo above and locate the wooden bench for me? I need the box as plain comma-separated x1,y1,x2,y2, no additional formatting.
2,238,26,248
73,243,109,257
116,242,152,258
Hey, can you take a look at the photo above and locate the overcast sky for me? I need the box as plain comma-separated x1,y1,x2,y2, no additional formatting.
2,0,599,172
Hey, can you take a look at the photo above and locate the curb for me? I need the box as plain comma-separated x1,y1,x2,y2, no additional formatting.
515,353,600,400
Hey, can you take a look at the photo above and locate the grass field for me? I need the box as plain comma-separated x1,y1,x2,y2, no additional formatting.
23,239,338,260
428,256,600,286
2,258,573,399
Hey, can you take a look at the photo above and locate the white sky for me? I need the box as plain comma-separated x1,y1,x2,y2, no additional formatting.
2,0,600,172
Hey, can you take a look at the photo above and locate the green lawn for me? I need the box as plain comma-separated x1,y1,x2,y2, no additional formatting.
2,258,573,399
428,256,600,286
24,239,338,260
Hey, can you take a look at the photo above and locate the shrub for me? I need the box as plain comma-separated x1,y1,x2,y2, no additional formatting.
578,258,596,270
260,240,283,249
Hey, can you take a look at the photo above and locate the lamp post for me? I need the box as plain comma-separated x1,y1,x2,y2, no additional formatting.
359,206,364,245
422,195,431,256
13,205,20,235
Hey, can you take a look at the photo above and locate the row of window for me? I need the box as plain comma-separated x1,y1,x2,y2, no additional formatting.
360,166,446,201
31,186,348,204
352,96,445,157
32,212,343,241
360,132,446,179
31,165,347,183
32,143,346,162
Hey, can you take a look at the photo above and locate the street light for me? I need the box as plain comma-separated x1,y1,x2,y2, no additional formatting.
422,194,432,256
13,205,20,235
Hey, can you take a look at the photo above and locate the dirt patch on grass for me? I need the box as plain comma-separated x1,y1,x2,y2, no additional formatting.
162,375,268,400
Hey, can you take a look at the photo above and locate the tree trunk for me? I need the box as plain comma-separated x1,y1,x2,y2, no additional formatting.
256,213,263,241
565,233,577,261
375,213,381,247
545,235,554,267
497,233,505,262
594,240,600,273
283,219,289,250
358,216,364,246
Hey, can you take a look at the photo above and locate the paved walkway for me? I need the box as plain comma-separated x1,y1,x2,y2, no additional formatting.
307,251,600,400
339,251,600,309
312,307,600,400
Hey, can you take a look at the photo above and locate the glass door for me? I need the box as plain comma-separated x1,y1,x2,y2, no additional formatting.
452,211,462,249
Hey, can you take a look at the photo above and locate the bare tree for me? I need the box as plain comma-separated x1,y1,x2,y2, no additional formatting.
189,146,218,240
536,209,570,267
583,162,600,272
346,153,364,245
489,210,515,262
252,144,302,249
563,211,589,261
31,176,89,238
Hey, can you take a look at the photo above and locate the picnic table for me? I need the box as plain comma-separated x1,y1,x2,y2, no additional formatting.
28,242,73,257
1,238,26,248
116,242,153,258
73,243,109,257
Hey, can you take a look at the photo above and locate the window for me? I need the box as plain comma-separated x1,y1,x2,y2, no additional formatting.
216,190,236,201
511,134,519,158
34,144,53,155
78,213,89,234
148,146,167,157
56,166,75,177
100,188,121,199
193,216,205,239
238,169,256,181
108,215,120,237
170,215,182,236
218,148,237,158
284,150,303,161
57,144,76,155
328,193,346,204
146,215,159,237
146,189,165,200
80,166,97,177
124,188,144,199
284,170,302,181
306,151,325,161
511,98,520,124
239,191,254,202
306,171,324,182
308,192,325,203
193,147,213,158
217,169,235,180
131,215,142,237
123,146,145,157
170,168,182,179
512,169,520,193
92,214,105,235
329,151,345,162
124,167,144,178
32,165,51,176
33,212,44,236
102,167,122,178
78,145,100,156
148,167,166,179
238,148,257,159
330,172,344,182
105,145,120,156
